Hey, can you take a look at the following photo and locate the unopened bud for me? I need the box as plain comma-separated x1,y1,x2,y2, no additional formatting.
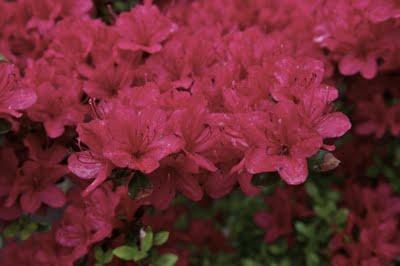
313,152,341,172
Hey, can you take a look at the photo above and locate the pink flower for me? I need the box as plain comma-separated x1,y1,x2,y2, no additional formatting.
6,161,68,213
115,1,177,54
339,53,378,80
0,148,21,220
68,120,114,195
170,105,219,172
79,60,135,99
0,63,36,118
56,185,119,252
103,107,183,173
254,186,312,243
24,134,67,166
27,82,87,138
244,102,323,185
355,94,391,138
149,156,203,210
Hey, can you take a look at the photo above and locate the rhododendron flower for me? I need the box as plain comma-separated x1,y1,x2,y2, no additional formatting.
0,148,21,220
244,103,323,184
27,82,86,138
56,185,119,253
79,60,134,99
24,134,67,166
116,1,177,54
170,105,219,172
330,182,400,265
149,156,203,210
254,187,312,243
355,94,391,138
68,120,114,195
6,161,68,213
0,63,36,118
103,107,182,173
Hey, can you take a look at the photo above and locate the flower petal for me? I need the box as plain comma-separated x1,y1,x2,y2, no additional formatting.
68,152,103,179
317,112,351,138
277,157,308,185
20,191,42,213
40,186,66,208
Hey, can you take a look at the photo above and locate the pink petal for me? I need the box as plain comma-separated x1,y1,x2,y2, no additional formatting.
83,163,113,196
147,135,183,160
186,152,217,172
132,156,160,173
291,134,322,158
150,175,176,210
245,148,277,174
56,225,85,247
317,112,351,138
339,54,362,76
238,172,261,196
20,191,42,213
3,89,37,111
103,150,131,168
68,152,103,179
44,120,65,138
176,174,203,201
277,157,308,185
204,172,235,199
253,212,271,228
360,56,378,79
40,186,66,208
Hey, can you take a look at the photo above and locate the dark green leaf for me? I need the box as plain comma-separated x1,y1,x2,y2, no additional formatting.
153,253,178,266
140,228,153,252
154,231,169,246
128,172,150,199
0,118,11,135
113,246,136,261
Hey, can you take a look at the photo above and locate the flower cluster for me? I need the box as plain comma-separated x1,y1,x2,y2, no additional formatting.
330,182,400,266
0,0,398,265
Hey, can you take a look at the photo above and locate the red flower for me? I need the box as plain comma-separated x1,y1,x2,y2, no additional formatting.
0,148,21,220
79,60,134,99
115,1,177,54
24,134,67,166
103,107,182,173
170,105,219,172
244,102,322,184
6,161,68,213
56,185,119,252
355,94,391,138
68,120,114,195
254,186,312,243
149,156,203,210
0,63,36,118
27,82,86,138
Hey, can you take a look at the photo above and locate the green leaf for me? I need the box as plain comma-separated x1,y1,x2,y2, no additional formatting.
0,54,7,62
153,253,178,266
113,246,136,261
0,118,11,135
305,182,320,202
295,222,314,239
3,223,19,238
241,259,259,266
128,172,150,199
140,228,153,252
335,208,349,226
154,231,169,246
19,229,32,240
94,246,104,262
104,250,114,263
